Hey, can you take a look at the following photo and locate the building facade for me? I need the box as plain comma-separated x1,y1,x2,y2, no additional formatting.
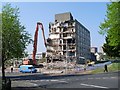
46,12,90,64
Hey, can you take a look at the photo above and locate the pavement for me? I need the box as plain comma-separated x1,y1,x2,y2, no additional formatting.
12,87,44,90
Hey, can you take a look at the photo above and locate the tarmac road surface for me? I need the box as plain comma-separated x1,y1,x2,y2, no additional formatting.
5,71,119,89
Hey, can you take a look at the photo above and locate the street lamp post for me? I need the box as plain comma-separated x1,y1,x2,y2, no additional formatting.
65,40,68,74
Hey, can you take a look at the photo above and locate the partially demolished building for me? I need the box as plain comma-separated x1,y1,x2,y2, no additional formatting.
46,12,90,64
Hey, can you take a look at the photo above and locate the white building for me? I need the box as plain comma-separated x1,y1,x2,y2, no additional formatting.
28,52,46,60
95,52,104,61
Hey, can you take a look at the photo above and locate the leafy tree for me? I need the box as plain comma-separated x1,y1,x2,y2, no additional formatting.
2,3,32,80
99,2,120,57
102,37,120,57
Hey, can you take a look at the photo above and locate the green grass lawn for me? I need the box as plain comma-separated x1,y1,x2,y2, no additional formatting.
108,63,120,71
90,63,120,74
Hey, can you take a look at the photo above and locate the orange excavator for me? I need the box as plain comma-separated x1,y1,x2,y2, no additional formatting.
23,22,47,65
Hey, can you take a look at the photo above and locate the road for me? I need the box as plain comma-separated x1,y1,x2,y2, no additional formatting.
4,71,119,89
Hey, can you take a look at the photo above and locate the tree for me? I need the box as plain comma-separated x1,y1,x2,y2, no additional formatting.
102,37,120,57
99,2,120,57
0,13,2,67
2,3,32,81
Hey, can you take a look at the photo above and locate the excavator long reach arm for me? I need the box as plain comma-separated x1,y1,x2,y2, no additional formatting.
32,22,47,65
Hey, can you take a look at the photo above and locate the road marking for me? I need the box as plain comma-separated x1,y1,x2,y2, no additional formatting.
29,83,38,87
50,80,60,82
67,79,70,80
111,77,117,79
50,79,67,83
95,78,101,79
33,83,38,86
80,83,108,89
102,77,109,79
39,79,67,83
88,78,93,79
40,80,50,82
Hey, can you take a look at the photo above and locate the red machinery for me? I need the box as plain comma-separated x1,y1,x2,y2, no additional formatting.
32,22,47,65
22,22,46,65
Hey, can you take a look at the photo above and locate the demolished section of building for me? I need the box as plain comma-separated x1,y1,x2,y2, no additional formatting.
46,12,91,64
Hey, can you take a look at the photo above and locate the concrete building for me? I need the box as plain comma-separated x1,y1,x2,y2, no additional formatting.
46,12,90,64
99,46,104,53
95,52,104,61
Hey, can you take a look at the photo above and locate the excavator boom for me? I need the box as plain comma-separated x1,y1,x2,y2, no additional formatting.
32,22,47,65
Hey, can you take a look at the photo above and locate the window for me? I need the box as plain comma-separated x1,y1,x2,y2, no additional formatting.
55,20,57,22
63,27,67,32
28,67,34,69
60,28,61,32
69,52,75,56
63,39,66,43
54,28,56,32
60,40,62,44
72,29,74,32
63,33,67,37
60,34,61,38
63,45,66,50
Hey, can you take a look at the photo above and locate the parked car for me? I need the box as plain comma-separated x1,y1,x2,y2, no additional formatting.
19,65,37,73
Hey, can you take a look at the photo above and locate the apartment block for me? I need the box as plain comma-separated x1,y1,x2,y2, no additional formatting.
46,12,90,64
